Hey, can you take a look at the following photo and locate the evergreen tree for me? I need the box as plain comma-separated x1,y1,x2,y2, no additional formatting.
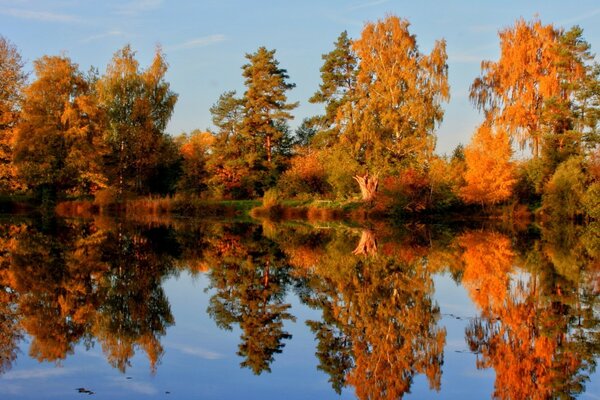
241,47,297,164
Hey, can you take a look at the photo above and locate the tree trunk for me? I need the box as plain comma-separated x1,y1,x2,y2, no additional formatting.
352,230,377,256
266,135,272,163
353,173,378,202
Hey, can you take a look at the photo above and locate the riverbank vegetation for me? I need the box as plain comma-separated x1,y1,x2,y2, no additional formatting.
0,15,598,220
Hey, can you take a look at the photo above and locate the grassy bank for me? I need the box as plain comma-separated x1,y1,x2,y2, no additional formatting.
55,195,260,219
52,193,534,224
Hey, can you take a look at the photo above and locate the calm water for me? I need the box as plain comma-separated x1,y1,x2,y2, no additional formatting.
0,215,598,399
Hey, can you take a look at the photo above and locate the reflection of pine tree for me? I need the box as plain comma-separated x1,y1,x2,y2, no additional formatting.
206,224,295,374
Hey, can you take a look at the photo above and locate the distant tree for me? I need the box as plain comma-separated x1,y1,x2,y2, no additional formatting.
0,36,27,192
460,124,516,206
294,118,318,148
14,55,107,201
241,47,297,164
177,130,214,195
97,45,177,196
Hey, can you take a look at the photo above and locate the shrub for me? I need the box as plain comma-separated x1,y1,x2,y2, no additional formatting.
262,188,281,209
542,157,586,219
583,182,600,220
322,146,361,198
277,151,330,197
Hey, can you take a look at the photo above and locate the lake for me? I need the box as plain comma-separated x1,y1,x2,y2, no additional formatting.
0,215,598,399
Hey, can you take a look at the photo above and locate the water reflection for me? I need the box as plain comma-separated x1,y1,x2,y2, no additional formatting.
0,215,598,398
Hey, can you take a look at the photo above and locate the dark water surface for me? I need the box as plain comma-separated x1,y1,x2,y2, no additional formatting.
0,215,598,399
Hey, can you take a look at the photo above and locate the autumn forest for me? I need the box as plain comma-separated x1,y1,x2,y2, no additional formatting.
0,15,598,219
1,11,600,399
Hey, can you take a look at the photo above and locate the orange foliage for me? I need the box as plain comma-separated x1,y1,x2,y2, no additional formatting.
351,15,449,158
376,169,430,212
460,124,516,206
459,231,514,310
179,131,214,159
279,150,329,195
470,18,587,156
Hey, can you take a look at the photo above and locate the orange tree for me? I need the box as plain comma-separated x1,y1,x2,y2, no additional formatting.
460,124,516,206
14,55,107,201
311,16,449,201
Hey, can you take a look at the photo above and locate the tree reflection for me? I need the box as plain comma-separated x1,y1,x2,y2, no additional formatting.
0,217,177,373
282,225,446,399
0,224,23,373
0,215,597,400
92,223,177,372
205,224,296,374
460,228,600,399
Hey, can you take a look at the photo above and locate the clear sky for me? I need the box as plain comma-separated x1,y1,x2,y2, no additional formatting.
1,0,599,154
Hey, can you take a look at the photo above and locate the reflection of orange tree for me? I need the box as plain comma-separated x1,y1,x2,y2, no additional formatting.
7,222,98,362
0,218,177,373
0,224,24,373
295,227,445,399
205,224,296,374
460,230,600,399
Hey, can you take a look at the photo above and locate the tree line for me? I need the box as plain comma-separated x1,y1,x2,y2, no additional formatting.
0,15,598,217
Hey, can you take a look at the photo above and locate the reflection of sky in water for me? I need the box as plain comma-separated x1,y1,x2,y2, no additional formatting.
1,235,599,399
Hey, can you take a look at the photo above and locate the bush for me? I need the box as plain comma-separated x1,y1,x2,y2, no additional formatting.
376,169,431,214
542,157,586,219
262,188,281,209
583,182,600,220
322,145,361,198
277,151,330,198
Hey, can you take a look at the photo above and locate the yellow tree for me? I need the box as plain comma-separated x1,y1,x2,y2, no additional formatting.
340,15,450,200
177,130,215,194
0,37,27,192
460,124,516,206
470,18,590,157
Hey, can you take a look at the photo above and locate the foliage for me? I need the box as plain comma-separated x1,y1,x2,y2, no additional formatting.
322,145,361,198
276,150,330,197
242,47,297,164
14,55,107,200
542,156,587,218
0,36,27,192
176,130,214,195
309,30,357,135
97,45,177,196
350,16,450,167
583,182,600,220
460,124,516,206
470,19,591,157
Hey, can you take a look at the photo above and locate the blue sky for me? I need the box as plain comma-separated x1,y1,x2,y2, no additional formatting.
1,0,599,154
